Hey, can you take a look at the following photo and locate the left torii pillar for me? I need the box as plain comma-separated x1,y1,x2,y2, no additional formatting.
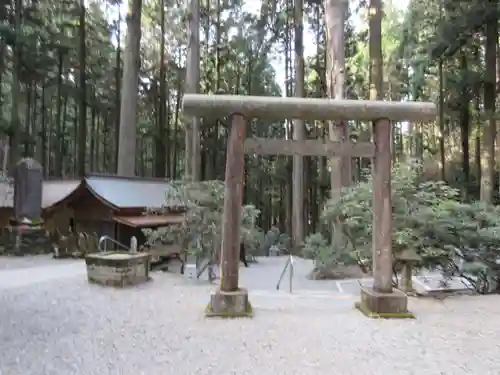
205,113,253,317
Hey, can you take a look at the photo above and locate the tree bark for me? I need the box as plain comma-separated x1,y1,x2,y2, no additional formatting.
437,1,446,181
154,0,167,178
459,52,470,200
117,0,142,177
292,0,305,248
114,13,121,173
9,0,23,170
55,49,64,177
324,0,351,196
368,0,383,102
185,0,201,181
77,0,87,177
480,0,497,203
438,58,446,181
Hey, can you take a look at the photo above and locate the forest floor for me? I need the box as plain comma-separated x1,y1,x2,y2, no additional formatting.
0,255,497,375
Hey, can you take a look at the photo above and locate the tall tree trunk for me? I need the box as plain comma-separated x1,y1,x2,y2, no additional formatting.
284,0,293,236
114,12,121,173
154,0,167,178
77,0,87,177
314,5,328,210
438,57,446,181
40,83,48,177
117,0,142,177
55,49,64,177
103,112,110,172
90,92,97,172
369,0,383,100
31,85,37,160
324,0,349,247
324,0,350,191
9,0,23,170
172,65,182,179
459,52,470,200
480,0,497,203
95,114,101,172
24,82,32,155
185,0,201,180
292,0,305,248
0,7,5,123
73,104,78,176
165,87,171,178
210,0,222,180
61,91,69,175
438,1,446,181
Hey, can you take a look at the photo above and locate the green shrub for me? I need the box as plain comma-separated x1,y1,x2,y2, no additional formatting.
304,161,500,291
261,227,291,254
143,180,261,260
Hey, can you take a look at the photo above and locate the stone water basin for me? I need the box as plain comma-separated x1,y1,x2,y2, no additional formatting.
85,251,151,287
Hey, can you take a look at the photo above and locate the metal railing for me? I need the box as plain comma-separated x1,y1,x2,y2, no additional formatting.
98,235,130,252
276,253,294,293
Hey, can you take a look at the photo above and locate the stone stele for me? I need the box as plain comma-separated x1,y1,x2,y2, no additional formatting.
85,252,151,287
6,158,51,255
13,157,43,222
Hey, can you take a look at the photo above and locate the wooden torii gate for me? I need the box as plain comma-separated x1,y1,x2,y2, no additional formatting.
182,94,437,318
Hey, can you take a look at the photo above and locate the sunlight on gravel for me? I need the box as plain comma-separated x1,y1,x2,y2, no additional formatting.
1,268,500,375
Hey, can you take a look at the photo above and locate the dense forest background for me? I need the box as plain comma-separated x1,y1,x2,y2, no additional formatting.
0,0,499,250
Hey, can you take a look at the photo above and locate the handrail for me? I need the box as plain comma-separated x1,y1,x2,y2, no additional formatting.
98,235,130,252
276,253,294,293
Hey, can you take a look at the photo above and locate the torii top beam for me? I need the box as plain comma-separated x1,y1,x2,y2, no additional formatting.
182,94,437,122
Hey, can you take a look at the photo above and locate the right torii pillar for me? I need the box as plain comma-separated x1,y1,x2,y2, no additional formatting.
355,117,414,319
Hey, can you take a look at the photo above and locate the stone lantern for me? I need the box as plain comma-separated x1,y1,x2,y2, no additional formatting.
395,248,422,294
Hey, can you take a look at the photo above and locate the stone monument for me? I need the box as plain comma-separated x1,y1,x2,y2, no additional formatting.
6,158,51,255
130,236,137,253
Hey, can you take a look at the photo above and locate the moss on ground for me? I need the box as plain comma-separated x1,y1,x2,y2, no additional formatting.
205,300,254,318
354,302,416,319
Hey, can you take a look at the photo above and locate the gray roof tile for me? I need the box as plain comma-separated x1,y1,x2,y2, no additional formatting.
0,176,175,210
0,180,80,209
85,176,172,209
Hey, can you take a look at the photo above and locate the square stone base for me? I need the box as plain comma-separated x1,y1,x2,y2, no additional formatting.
85,251,151,288
2,225,52,255
205,288,253,318
356,286,415,319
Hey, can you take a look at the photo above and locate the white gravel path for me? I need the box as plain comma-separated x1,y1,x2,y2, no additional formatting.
1,258,500,375
0,255,77,270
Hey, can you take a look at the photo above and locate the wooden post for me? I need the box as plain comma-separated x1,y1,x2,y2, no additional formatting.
219,113,246,292
182,93,436,318
372,118,393,293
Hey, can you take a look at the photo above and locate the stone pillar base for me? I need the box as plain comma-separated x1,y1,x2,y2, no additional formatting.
205,288,253,318
4,225,52,256
355,286,415,319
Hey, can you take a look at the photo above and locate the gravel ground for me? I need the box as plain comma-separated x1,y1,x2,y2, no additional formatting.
0,255,76,270
1,258,500,375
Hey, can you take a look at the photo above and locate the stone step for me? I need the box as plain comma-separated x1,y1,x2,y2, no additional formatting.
337,275,473,295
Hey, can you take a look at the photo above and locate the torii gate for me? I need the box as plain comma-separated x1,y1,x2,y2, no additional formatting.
182,94,436,318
